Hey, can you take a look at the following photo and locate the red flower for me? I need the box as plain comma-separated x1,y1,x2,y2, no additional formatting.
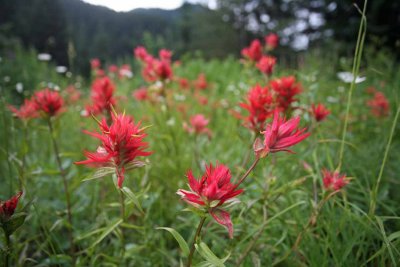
184,114,212,137
0,192,23,220
33,88,64,117
159,49,172,62
108,64,118,73
322,169,349,191
91,58,101,69
64,85,81,104
367,91,390,117
194,73,208,90
154,60,173,80
265,33,279,50
311,103,330,122
134,46,149,62
76,113,151,188
256,55,277,76
86,77,116,115
257,110,310,156
133,87,148,101
270,76,302,111
8,99,38,120
239,85,274,132
177,163,243,238
241,39,263,62
178,78,190,90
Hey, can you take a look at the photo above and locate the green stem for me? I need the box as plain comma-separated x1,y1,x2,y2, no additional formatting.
4,233,11,267
187,216,207,267
119,190,126,259
369,106,400,216
47,118,75,255
236,157,260,187
338,0,368,171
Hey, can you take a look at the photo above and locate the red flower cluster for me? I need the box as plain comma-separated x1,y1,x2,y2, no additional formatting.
85,77,116,116
8,99,38,120
91,58,101,69
239,85,274,132
76,113,151,188
256,55,277,76
255,110,310,157
367,91,390,117
133,87,149,101
194,73,208,90
0,192,22,220
270,76,302,111
322,169,348,191
33,88,65,117
177,163,243,238
135,46,173,82
183,114,212,137
311,103,330,122
265,33,279,50
241,39,262,62
178,77,190,90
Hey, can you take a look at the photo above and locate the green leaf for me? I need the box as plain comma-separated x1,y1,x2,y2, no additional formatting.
82,167,115,182
124,160,147,171
90,219,123,249
157,227,190,257
121,187,144,214
195,242,230,267
3,212,27,235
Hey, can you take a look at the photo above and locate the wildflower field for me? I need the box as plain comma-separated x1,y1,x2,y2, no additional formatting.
1,7,400,267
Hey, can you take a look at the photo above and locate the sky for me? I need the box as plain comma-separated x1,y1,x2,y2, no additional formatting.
82,0,215,11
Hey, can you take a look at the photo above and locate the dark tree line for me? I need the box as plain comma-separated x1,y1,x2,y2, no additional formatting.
0,0,398,75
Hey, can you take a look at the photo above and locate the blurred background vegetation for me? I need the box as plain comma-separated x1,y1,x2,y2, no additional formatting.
1,0,399,77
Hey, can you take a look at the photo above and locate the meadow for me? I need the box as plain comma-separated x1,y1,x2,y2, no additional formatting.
1,19,400,267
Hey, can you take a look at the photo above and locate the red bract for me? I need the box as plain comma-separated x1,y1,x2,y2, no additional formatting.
256,55,277,76
87,77,116,115
177,163,243,238
75,113,151,188
184,114,212,137
33,88,64,117
270,76,302,111
91,58,101,69
241,39,262,62
194,73,208,90
265,33,279,50
133,87,149,101
178,78,190,90
159,49,172,62
108,64,118,73
239,85,274,132
311,103,330,122
154,60,173,80
134,46,149,62
8,99,38,120
367,91,390,117
322,169,349,191
0,192,22,220
257,110,310,156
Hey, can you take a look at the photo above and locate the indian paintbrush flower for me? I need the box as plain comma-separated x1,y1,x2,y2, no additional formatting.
256,55,277,76
311,103,330,122
75,112,151,188
0,192,23,221
322,169,349,191
8,99,38,120
177,163,243,238
255,110,310,157
33,88,64,117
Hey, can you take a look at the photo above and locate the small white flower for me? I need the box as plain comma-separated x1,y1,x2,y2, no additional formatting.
56,66,67,73
4,76,10,82
166,118,175,126
337,72,366,84
119,69,133,78
37,53,52,61
15,83,23,93
80,109,89,117
174,94,186,101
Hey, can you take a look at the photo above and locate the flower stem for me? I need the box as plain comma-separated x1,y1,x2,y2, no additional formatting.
47,118,75,255
4,232,11,267
187,216,207,267
236,157,260,187
119,190,126,260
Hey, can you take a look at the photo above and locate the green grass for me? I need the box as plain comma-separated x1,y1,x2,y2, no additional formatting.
0,41,399,266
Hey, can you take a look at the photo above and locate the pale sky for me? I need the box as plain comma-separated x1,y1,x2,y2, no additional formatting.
82,0,215,11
